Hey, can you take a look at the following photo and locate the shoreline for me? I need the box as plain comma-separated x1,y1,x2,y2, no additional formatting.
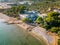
0,13,52,45
17,23,59,45
0,18,49,45
0,13,59,45
17,24,49,45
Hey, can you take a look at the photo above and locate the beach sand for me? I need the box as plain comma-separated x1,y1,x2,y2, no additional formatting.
17,24,49,45
48,32,59,45
17,22,59,45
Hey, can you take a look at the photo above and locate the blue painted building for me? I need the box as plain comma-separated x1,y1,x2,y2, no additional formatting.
20,10,38,22
26,11,38,21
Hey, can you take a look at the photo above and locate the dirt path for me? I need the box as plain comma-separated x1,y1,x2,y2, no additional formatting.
48,32,59,45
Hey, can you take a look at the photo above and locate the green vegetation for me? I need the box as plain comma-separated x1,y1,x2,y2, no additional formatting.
58,39,60,45
58,31,60,37
35,12,60,34
3,0,60,34
35,16,45,27
25,1,60,13
45,12,60,34
50,27,60,33
2,0,60,45
3,0,60,18
36,17,43,24
3,5,27,18
22,18,33,23
45,12,60,31
35,12,60,45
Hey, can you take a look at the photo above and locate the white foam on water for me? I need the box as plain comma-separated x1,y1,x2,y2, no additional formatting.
0,19,6,22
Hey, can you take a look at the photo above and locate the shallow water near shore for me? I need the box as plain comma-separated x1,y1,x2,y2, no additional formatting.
0,19,46,45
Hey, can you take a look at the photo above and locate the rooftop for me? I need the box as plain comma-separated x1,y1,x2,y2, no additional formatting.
0,3,12,9
18,1,34,5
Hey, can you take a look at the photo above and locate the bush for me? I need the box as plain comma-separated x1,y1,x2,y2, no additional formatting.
58,31,60,37
50,27,60,33
58,39,60,45
3,5,27,18
45,12,60,30
36,17,43,24
22,18,33,23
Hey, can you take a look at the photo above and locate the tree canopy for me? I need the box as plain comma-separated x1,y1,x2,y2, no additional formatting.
3,5,27,18
45,12,60,33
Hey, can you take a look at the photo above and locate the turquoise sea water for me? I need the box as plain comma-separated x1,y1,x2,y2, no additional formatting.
0,20,45,45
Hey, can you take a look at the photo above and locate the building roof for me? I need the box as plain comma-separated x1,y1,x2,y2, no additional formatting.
18,1,33,5
20,10,47,18
54,9,60,13
38,13,47,18
0,3,11,9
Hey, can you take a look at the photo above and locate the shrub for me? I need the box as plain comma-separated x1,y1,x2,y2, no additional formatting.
50,27,60,33
22,18,33,23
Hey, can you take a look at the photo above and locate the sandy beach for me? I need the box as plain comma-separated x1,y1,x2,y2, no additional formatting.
17,22,59,45
17,24,49,45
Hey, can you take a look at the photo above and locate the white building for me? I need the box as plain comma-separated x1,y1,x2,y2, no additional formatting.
0,0,17,3
37,13,47,18
19,10,47,20
19,10,38,20
18,1,34,5
54,9,60,13
48,8,60,13
0,3,11,9
19,14,28,20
